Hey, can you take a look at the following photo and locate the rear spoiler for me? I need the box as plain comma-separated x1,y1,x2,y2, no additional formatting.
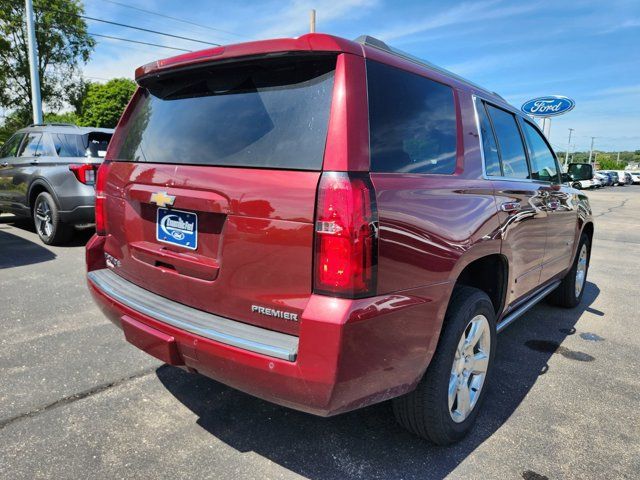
134,33,362,81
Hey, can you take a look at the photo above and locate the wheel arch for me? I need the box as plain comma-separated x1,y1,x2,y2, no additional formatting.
450,253,509,318
27,178,60,213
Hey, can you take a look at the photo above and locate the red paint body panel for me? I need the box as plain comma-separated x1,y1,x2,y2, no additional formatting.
87,33,594,416
88,270,448,415
120,315,183,366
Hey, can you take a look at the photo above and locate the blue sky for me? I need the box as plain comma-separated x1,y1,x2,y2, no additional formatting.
82,0,640,151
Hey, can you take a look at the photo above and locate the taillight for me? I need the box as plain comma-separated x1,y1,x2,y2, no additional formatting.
95,161,111,236
314,172,378,298
69,164,98,185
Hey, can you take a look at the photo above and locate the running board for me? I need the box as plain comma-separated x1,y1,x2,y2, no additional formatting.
497,281,561,333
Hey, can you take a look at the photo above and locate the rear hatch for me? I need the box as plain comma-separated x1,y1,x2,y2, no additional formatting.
102,54,337,335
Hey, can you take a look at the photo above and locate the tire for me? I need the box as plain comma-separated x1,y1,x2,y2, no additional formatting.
549,233,590,308
32,192,74,245
393,286,496,445
572,182,581,190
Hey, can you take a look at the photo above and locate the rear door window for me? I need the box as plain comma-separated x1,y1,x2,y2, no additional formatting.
485,105,529,179
520,120,560,183
113,55,337,170
367,60,457,174
18,133,42,157
36,134,56,157
475,100,502,176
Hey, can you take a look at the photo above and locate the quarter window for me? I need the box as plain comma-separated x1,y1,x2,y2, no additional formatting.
367,61,457,174
521,121,559,183
485,105,529,179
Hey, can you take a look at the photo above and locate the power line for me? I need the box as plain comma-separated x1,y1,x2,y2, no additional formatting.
34,3,220,47
89,32,191,52
81,14,220,46
101,0,245,39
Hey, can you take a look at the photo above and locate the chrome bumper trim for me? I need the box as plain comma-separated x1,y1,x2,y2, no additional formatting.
88,269,298,361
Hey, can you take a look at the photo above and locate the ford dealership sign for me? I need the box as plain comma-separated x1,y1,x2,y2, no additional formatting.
521,96,575,117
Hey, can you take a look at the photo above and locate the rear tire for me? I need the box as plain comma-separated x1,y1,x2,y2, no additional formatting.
33,192,74,245
549,233,590,308
393,286,496,445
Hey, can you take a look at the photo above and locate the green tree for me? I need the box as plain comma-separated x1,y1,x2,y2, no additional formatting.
79,78,136,128
0,0,94,122
44,111,79,125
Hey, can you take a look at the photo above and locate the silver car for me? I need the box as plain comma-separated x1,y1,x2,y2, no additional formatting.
0,123,113,244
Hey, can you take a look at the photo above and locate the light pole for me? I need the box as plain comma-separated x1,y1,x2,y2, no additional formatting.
564,128,574,168
25,0,43,124
588,136,596,165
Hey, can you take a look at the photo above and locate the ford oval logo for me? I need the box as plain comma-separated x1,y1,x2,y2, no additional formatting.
521,96,575,117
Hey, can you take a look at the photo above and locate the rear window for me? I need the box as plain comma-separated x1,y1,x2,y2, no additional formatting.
112,55,336,170
367,60,457,174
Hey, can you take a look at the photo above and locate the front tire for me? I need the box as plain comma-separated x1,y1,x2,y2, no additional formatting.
393,286,496,445
33,192,74,245
550,233,590,308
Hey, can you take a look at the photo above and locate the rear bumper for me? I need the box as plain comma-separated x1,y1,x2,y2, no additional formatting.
59,205,95,224
86,236,450,416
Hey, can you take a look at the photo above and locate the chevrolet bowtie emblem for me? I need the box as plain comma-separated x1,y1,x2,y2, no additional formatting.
150,191,175,208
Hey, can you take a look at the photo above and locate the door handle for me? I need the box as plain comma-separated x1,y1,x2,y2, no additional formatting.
500,202,521,213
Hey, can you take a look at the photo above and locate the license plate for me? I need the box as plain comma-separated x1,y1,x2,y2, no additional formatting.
156,207,198,250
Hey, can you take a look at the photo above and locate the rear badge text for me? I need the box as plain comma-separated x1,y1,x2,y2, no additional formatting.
251,305,299,322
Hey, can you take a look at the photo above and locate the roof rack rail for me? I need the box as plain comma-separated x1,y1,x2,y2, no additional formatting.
354,35,503,100
28,122,78,128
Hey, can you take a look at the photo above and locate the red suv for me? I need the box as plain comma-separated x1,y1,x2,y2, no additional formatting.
86,34,593,444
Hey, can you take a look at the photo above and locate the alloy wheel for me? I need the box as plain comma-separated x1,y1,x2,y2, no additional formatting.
35,198,53,238
448,314,491,423
575,244,588,298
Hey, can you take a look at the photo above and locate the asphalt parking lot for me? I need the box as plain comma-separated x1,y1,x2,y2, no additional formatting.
1,186,639,480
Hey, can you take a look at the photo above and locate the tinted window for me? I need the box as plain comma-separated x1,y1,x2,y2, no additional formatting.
18,133,42,157
113,56,336,170
486,105,529,179
568,163,592,180
521,121,559,183
51,133,112,158
36,134,56,157
367,61,457,174
52,133,85,157
0,133,24,158
476,100,501,176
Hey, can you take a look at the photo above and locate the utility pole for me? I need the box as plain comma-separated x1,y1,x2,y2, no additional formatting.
588,136,596,164
25,0,43,124
309,9,316,33
617,151,620,164
564,128,574,167
542,118,551,139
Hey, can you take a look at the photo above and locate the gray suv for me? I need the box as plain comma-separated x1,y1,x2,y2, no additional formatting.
0,123,113,244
